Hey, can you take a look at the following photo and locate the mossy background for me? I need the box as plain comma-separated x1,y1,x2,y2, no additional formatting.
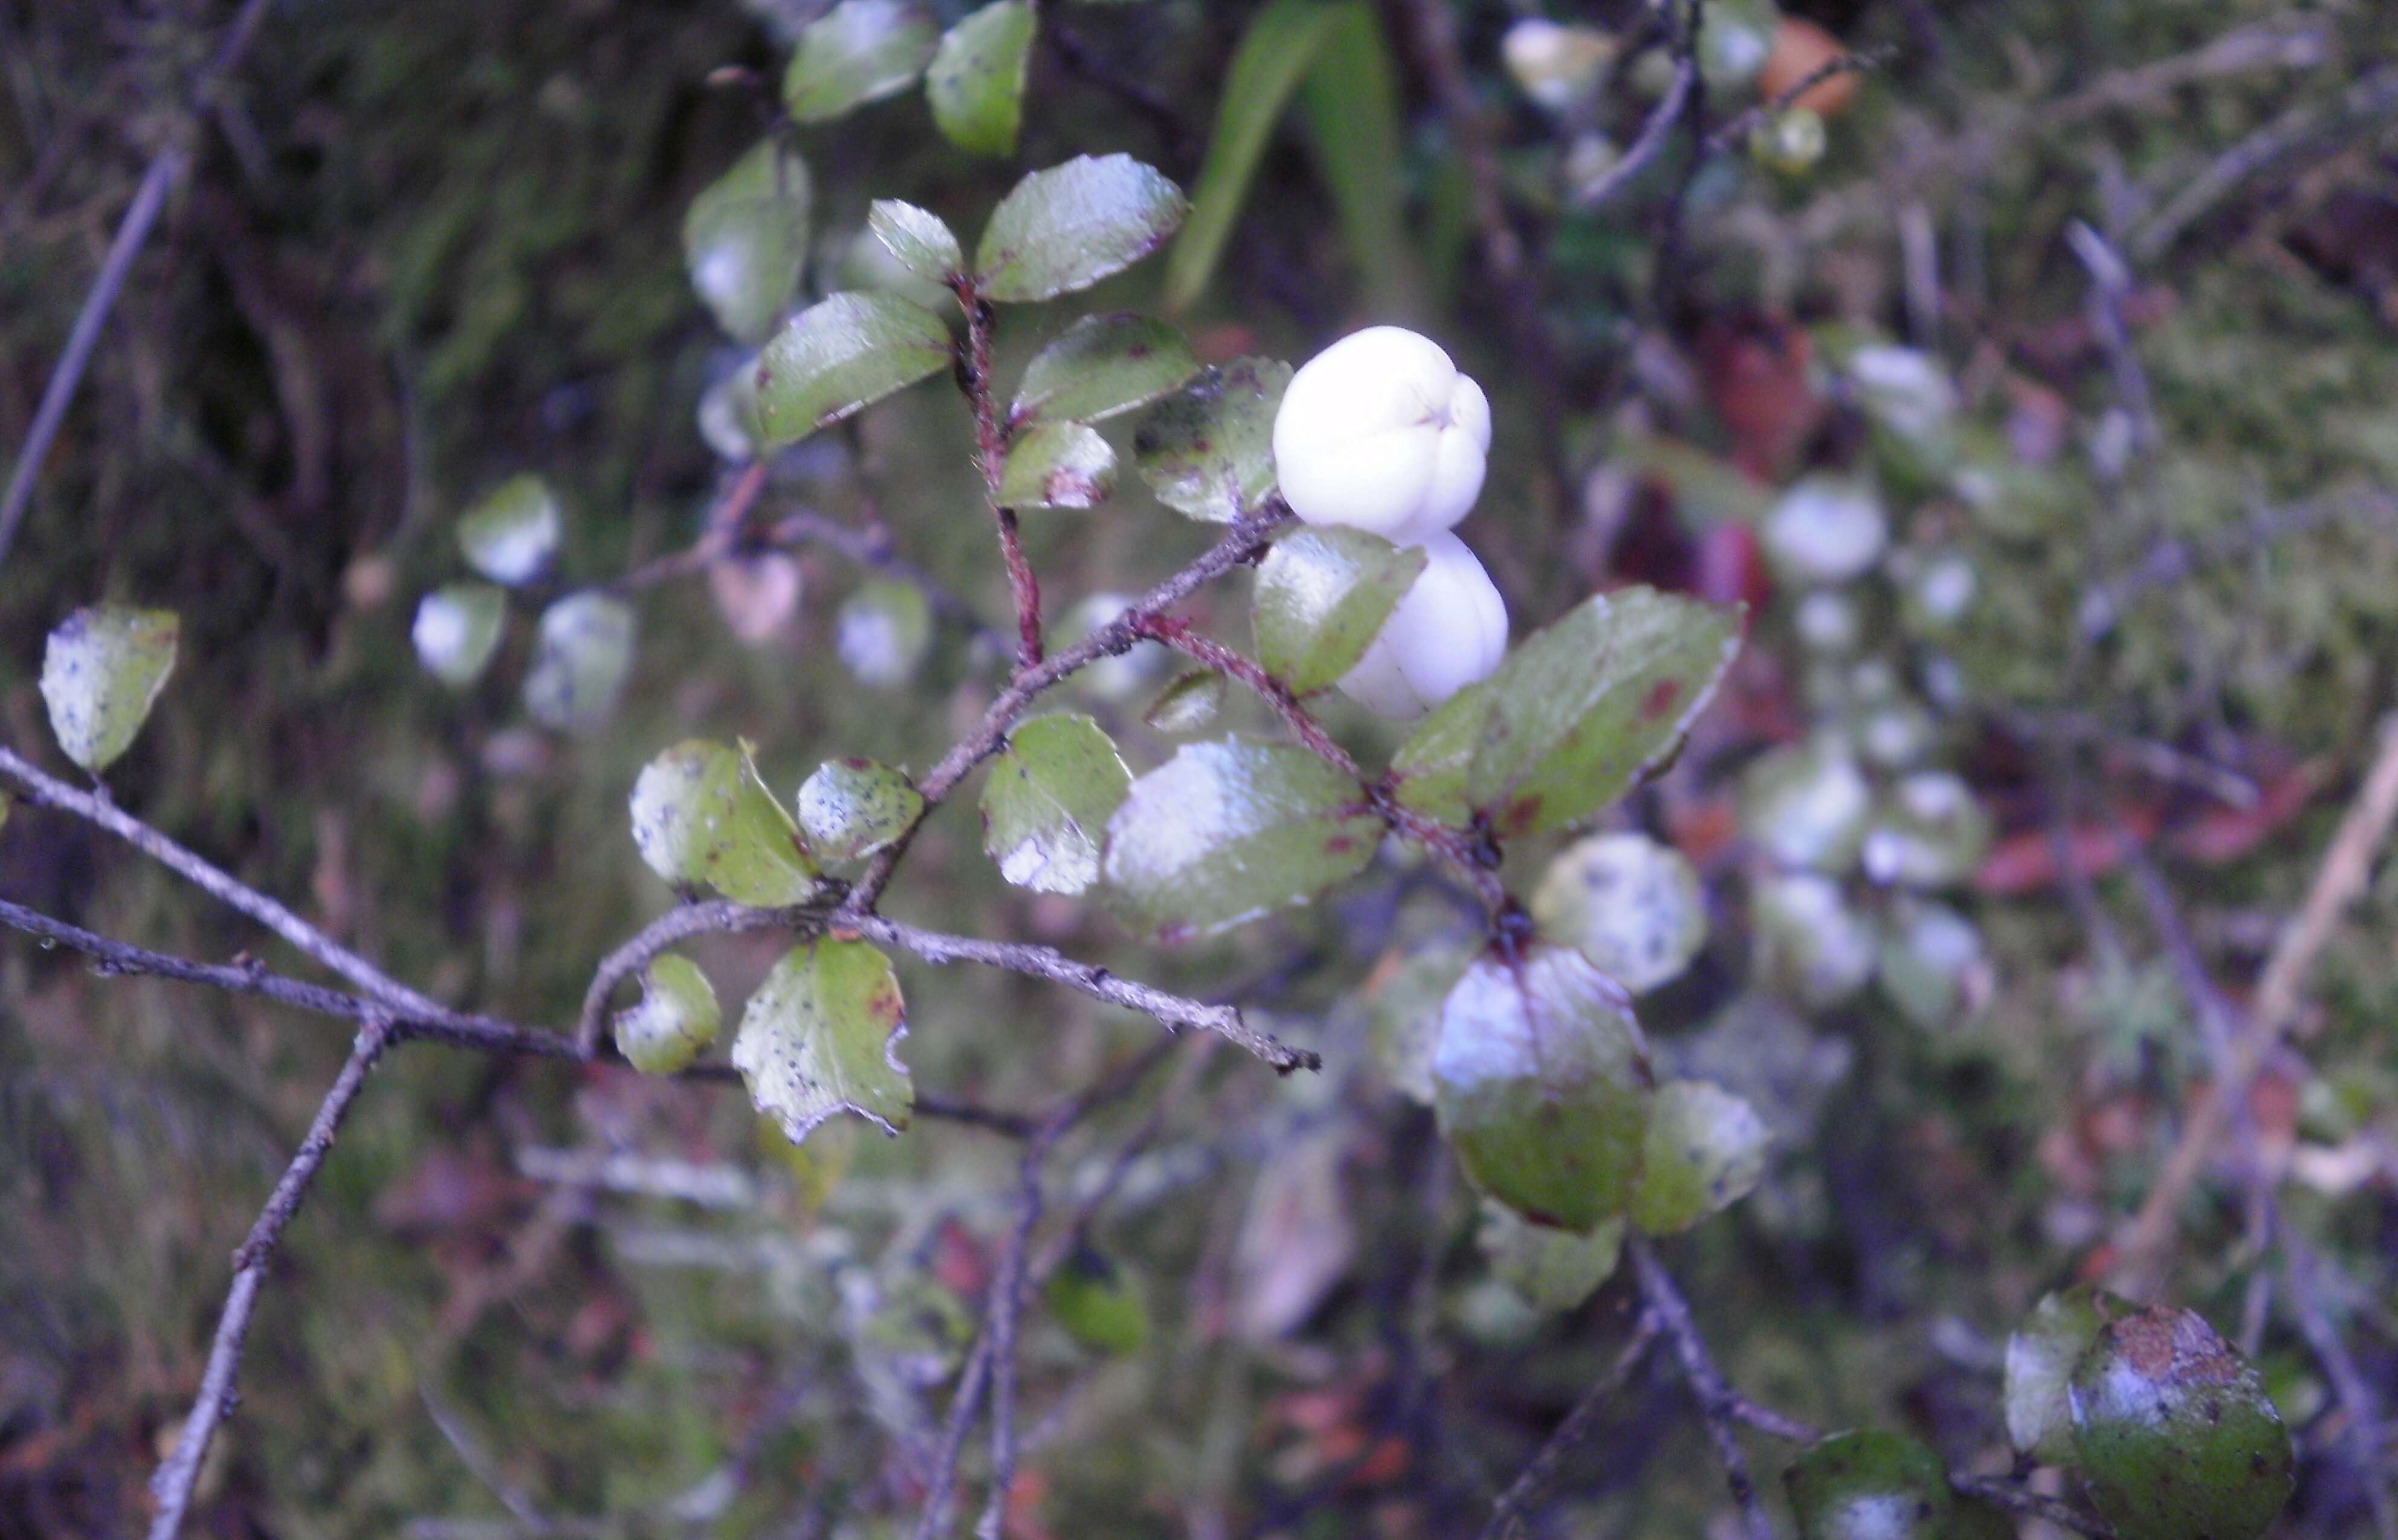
4,1,2396,1536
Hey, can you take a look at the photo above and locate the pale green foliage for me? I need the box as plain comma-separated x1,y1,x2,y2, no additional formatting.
614,956,722,1075
1783,1429,1954,1540
1012,314,1199,428
926,2,1035,157
411,582,506,687
1629,1080,1769,1235
974,154,1189,303
796,759,923,863
998,422,1116,510
754,292,954,449
868,200,963,283
683,140,812,344
523,593,634,732
1131,357,1290,521
782,0,938,121
40,605,178,773
457,474,561,586
1250,525,1426,695
732,938,911,1143
1531,833,1707,994
628,739,818,906
981,714,1132,896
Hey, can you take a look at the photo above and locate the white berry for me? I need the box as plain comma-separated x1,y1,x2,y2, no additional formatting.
1272,327,1491,544
1337,532,1508,720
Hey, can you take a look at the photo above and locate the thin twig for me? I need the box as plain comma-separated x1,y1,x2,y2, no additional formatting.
2112,712,2398,1294
974,1126,1055,1540
147,1016,394,1540
0,746,450,1019
956,278,1043,672
1629,1237,1785,1540
1950,1475,2116,1540
1478,1312,1661,1539
2281,1232,2398,1540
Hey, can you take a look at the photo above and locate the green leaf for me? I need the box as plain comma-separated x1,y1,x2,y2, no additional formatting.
1531,833,1707,994
732,939,911,1143
981,713,1133,895
2004,1288,2126,1464
754,292,954,449
1740,738,1872,874
1387,677,1493,827
1131,356,1290,521
1251,526,1426,694
1366,942,1469,1104
1102,736,1379,940
39,605,178,773
523,592,635,733
868,199,964,283
997,422,1117,509
1295,2,1415,316
1162,0,1348,313
629,739,819,906
1859,772,1992,889
457,473,561,585
1877,897,1986,1030
2068,1306,2293,1540
974,153,1188,303
411,582,508,688
797,758,924,863
926,1,1035,157
1045,1248,1150,1355
614,955,722,1075
782,0,939,121
1467,587,1742,839
1011,314,1200,427
1629,1080,1769,1235
683,140,811,344
836,580,936,689
1478,1201,1624,1314
1753,871,1878,1009
1430,942,1655,1232
1783,1430,1954,1540
1142,669,1226,733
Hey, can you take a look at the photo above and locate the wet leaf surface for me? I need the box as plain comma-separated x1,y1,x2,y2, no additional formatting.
732,939,911,1143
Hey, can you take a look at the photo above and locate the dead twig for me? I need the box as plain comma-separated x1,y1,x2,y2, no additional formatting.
1478,1312,1661,1539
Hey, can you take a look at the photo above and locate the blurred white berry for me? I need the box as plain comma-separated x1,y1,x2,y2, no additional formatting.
1502,19,1615,112
1337,532,1508,720
1273,327,1491,544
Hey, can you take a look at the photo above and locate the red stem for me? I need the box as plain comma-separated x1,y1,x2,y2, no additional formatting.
956,277,1042,673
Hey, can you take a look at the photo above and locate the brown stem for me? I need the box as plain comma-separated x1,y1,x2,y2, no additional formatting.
957,278,1042,672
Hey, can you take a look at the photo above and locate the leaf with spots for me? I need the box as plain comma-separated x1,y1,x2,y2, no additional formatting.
2067,1306,2293,1540
39,605,178,774
1430,942,1655,1232
980,713,1131,895
614,955,722,1075
1627,1080,1769,1235
523,592,635,732
2005,1287,2128,1464
998,422,1117,509
1012,314,1200,427
1251,524,1426,694
797,758,923,863
732,939,912,1144
974,154,1188,303
1459,587,1740,840
753,292,954,449
1131,356,1289,522
629,739,819,907
1102,736,1379,940
1531,833,1707,994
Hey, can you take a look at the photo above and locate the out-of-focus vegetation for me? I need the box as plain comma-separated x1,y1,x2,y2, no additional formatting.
4,1,2397,1538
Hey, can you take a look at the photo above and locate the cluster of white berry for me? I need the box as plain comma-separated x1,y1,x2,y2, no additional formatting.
1271,327,1509,720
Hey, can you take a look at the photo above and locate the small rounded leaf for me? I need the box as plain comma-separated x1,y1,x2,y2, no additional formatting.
1477,1201,1624,1314
1741,738,1873,874
412,582,507,688
1250,525,1427,695
1876,897,1986,1029
1132,357,1290,522
523,593,635,732
1142,670,1226,734
1045,1248,1150,1356
1753,871,1878,1009
754,292,955,449
783,0,939,122
2005,1287,2127,1464
1011,314,1201,427
926,1,1036,157
1629,1080,1770,1235
1762,475,1888,587
40,605,178,773
683,141,812,344
629,739,819,906
1783,1429,1954,1540
974,154,1189,303
797,758,923,863
1431,942,1655,1232
998,422,1117,509
868,200,963,283
1860,772,1992,889
1101,736,1380,941
732,938,911,1144
1531,833,1707,994
615,955,722,1075
836,581,935,689
457,474,563,586
981,713,1133,895
2067,1306,2295,1540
